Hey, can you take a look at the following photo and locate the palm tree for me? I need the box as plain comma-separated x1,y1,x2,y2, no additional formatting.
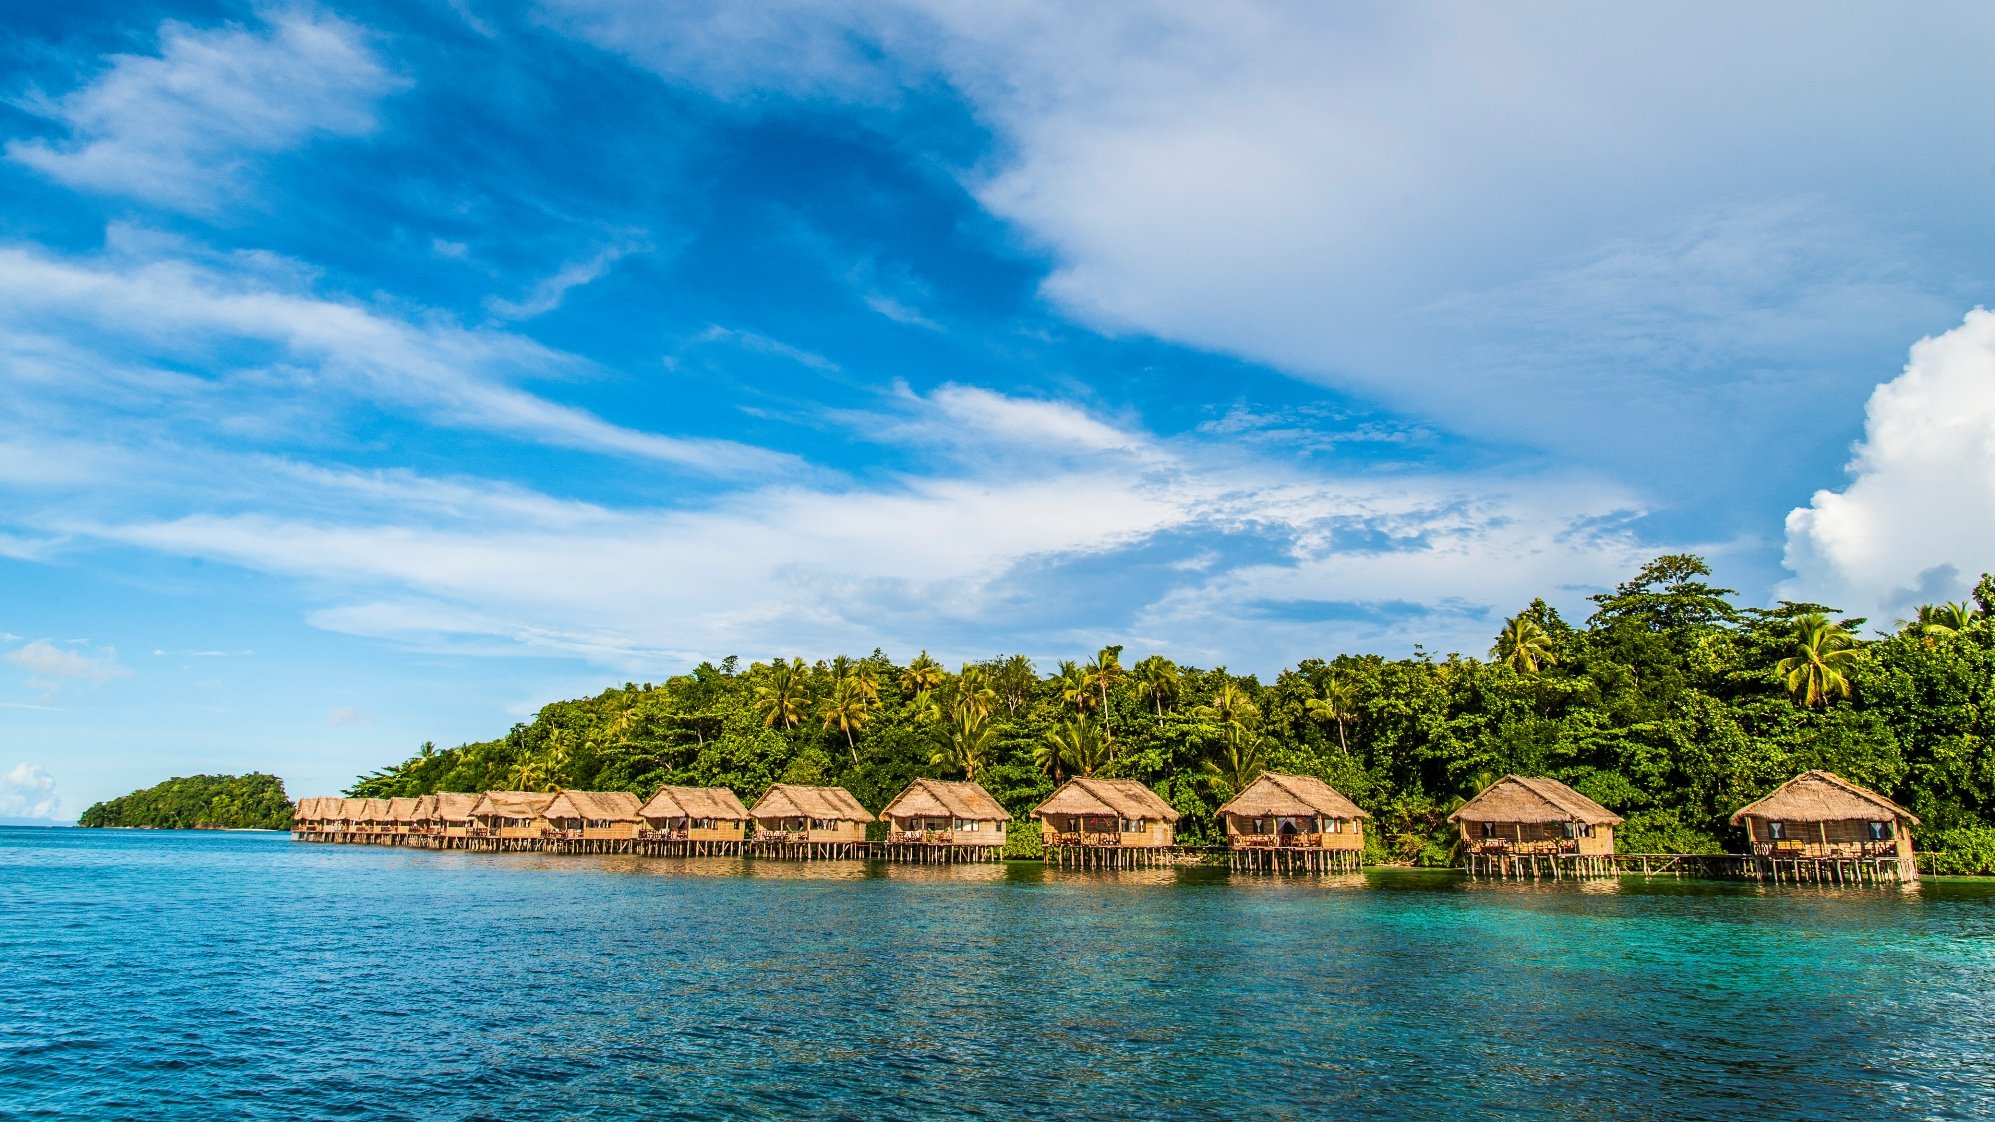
1194,681,1261,749
1199,735,1266,801
1303,674,1357,754
900,651,945,694
1037,719,1112,780
1775,614,1861,708
948,663,998,722
544,728,574,787
1084,645,1128,739
1133,654,1181,718
930,710,997,779
508,754,543,792
752,658,811,731
819,675,873,763
1493,614,1558,674
1916,601,1976,644
1052,660,1097,715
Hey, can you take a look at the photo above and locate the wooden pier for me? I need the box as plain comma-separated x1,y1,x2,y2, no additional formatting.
749,838,867,861
1043,844,1179,870
878,842,1004,864
1227,845,1362,874
1464,852,1617,880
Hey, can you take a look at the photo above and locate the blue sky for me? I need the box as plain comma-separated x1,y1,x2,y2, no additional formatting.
5,1,1995,818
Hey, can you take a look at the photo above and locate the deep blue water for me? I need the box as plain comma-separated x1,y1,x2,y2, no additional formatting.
3,829,1993,1120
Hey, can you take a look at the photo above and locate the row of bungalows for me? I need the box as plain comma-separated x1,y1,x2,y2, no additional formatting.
293,768,1924,881
1450,771,1921,883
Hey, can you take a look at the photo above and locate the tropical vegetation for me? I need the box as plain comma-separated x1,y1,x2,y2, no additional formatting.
347,556,1995,871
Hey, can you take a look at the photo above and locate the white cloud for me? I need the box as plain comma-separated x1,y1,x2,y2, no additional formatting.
2,639,130,685
486,236,649,320
0,241,790,475
327,706,375,727
41,381,1654,671
7,11,402,211
544,1,1989,502
0,763,61,821
1782,309,1995,621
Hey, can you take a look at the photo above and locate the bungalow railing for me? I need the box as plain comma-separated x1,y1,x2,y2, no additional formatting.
1753,840,1899,859
1048,830,1122,847
1233,832,1326,849
638,827,691,841
889,829,953,845
1469,839,1580,856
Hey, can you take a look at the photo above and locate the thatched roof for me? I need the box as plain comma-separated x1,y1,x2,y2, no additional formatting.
294,797,320,821
1033,778,1181,823
878,778,1012,823
386,797,421,824
1215,772,1369,821
470,790,558,819
412,795,436,822
357,798,394,822
333,798,359,821
1729,770,1920,826
1448,775,1623,826
640,785,750,821
544,789,643,822
433,792,480,821
749,783,871,822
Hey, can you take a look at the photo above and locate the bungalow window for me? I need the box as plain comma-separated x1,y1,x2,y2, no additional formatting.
1121,818,1141,833
1481,822,1497,838
1767,821,1786,840
1326,819,1341,834
1868,821,1891,841
1562,822,1578,839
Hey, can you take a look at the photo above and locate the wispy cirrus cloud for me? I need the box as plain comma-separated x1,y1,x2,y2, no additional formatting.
0,240,791,476
7,11,403,212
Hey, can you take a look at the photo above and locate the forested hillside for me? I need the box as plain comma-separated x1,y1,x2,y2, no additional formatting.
350,556,1995,871
79,773,294,830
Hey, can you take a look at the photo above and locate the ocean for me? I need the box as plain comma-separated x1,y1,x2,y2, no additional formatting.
3,827,1991,1120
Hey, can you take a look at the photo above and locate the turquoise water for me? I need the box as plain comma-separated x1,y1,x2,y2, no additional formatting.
3,828,1992,1120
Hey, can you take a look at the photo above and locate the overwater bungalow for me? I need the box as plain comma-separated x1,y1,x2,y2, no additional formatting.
1729,770,1920,883
637,786,750,855
877,778,1011,863
541,790,644,846
386,797,421,835
748,783,871,859
1450,775,1621,879
1033,778,1181,868
322,798,353,835
433,792,479,838
411,795,437,834
469,791,558,841
1215,772,1368,873
355,798,395,838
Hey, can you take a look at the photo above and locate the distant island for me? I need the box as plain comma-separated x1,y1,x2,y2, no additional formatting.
78,773,294,830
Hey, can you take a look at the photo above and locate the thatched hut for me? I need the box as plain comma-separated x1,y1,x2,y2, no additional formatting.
386,797,421,836
1730,770,1918,879
322,798,354,833
355,798,394,835
469,791,558,839
291,797,320,834
1216,772,1367,871
1033,778,1180,866
748,784,871,857
411,794,437,834
433,792,479,837
542,790,644,841
878,778,1010,860
638,786,750,849
1449,775,1619,877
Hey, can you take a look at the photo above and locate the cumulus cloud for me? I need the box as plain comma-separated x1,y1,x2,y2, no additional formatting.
0,763,61,821
2,639,131,685
1782,310,1995,621
7,11,402,211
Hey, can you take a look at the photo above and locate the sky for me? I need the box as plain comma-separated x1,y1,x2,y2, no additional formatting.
4,1,1994,820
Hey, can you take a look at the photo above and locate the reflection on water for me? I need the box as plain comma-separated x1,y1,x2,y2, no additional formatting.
3,828,1993,1122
